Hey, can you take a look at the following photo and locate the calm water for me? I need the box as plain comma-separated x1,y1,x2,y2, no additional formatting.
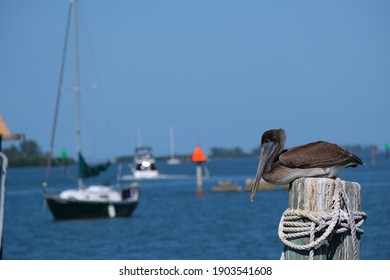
3,156,390,260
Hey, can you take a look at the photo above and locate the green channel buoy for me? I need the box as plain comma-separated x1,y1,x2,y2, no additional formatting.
61,150,68,158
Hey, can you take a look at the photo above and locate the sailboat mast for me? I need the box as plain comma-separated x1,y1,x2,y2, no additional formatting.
73,0,83,189
169,126,175,158
43,0,73,192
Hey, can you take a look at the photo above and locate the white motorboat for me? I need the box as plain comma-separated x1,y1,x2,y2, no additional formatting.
132,146,159,179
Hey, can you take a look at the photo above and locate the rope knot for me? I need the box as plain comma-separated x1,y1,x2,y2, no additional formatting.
278,178,367,260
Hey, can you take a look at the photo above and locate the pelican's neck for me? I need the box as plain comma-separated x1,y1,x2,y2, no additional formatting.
264,140,285,173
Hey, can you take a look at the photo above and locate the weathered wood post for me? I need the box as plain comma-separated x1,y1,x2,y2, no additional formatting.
191,145,207,194
279,177,366,260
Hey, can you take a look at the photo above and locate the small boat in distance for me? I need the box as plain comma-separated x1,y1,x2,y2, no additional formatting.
166,126,181,165
42,0,139,220
212,181,242,192
132,146,159,179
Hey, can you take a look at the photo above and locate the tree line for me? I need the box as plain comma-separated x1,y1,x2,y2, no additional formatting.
1,140,259,167
1,139,377,167
209,146,259,158
0,139,75,167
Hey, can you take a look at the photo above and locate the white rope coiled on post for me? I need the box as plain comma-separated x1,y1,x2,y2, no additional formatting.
278,178,367,260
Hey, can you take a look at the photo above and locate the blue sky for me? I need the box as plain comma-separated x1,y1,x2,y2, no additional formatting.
1,0,389,160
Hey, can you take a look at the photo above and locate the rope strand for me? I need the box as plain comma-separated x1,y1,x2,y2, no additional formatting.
278,178,366,260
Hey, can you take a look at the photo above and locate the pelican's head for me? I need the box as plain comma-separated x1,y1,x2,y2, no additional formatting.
250,129,286,202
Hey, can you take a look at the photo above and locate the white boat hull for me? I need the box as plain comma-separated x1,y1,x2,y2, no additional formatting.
45,184,140,220
167,157,181,165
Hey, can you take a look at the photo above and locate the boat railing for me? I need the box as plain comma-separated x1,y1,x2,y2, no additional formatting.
0,151,9,259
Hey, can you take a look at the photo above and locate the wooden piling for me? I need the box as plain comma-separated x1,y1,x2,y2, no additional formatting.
280,177,363,260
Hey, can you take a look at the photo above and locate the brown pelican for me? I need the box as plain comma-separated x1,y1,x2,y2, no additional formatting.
250,129,363,202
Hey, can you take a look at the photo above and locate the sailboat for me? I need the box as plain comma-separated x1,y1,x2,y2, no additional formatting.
166,126,181,165
42,0,139,220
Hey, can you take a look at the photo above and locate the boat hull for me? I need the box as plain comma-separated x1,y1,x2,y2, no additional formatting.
167,158,181,165
45,196,139,220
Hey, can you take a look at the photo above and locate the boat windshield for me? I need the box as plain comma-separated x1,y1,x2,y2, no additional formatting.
134,147,154,159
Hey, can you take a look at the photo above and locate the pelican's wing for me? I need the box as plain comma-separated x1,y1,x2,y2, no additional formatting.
278,141,362,168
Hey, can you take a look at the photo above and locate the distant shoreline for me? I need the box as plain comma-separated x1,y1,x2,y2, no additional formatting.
1,138,381,168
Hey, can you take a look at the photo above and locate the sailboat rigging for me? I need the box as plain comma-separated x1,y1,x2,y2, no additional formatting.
43,0,139,220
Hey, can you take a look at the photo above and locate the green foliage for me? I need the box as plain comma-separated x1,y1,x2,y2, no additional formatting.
19,140,41,157
1,139,74,167
2,140,44,167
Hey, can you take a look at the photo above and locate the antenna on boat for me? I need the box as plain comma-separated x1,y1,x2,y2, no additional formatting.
136,128,142,147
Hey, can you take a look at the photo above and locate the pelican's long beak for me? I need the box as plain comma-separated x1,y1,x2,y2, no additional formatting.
250,142,274,202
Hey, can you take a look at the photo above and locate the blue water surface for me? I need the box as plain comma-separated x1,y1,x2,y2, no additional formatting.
3,156,390,259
